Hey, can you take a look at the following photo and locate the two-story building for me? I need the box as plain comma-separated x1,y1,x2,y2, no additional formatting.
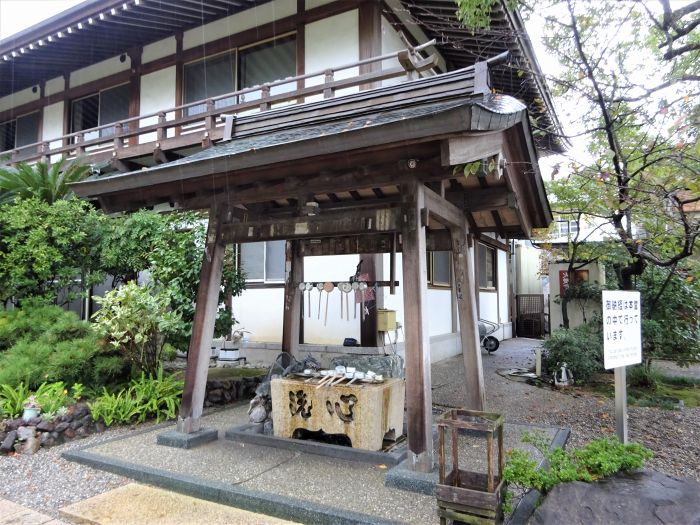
0,0,561,462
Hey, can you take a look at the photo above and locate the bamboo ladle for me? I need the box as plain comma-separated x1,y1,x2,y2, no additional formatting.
322,281,334,326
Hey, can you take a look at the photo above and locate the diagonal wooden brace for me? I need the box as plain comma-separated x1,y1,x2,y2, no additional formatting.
177,206,227,434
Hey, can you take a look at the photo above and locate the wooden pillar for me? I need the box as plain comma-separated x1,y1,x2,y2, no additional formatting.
127,47,142,147
282,240,304,357
450,226,485,410
359,253,382,347
359,1,382,90
401,178,434,471
177,207,227,434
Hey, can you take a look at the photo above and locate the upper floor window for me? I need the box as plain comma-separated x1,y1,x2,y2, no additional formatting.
238,36,296,90
240,240,286,283
183,35,296,116
0,112,40,152
478,243,496,290
428,251,451,287
184,51,237,115
556,219,579,237
71,83,130,139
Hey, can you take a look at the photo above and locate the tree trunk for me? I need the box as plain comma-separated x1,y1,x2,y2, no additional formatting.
561,295,570,329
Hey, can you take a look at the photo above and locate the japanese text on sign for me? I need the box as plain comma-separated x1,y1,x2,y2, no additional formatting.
602,290,642,369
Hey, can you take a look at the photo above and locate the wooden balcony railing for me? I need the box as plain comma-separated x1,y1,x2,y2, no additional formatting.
1,40,438,168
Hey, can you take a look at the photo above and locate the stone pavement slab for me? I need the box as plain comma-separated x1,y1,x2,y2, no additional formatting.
63,404,564,524
59,483,298,525
0,498,68,525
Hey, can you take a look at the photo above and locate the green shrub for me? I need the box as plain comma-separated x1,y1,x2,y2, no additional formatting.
92,282,181,376
0,305,128,389
0,382,30,419
542,317,604,384
0,305,79,350
503,432,653,513
88,368,183,426
626,364,662,390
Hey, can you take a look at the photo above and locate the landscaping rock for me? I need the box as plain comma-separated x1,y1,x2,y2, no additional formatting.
5,419,23,431
70,419,83,430
0,430,16,453
63,427,76,439
72,404,90,419
529,470,700,525
21,436,41,455
17,426,36,441
55,422,69,433
36,420,55,432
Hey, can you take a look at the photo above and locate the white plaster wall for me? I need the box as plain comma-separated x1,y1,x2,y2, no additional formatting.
0,86,39,113
233,287,284,343
305,0,334,9
498,249,509,324
139,67,177,143
42,102,64,141
304,10,359,100
45,77,65,97
428,288,453,336
70,55,130,88
549,262,606,331
142,36,176,64
233,254,363,345
479,291,498,325
303,254,362,345
183,0,296,50
515,242,544,295
42,101,65,164
380,253,454,340
381,252,405,343
381,16,405,86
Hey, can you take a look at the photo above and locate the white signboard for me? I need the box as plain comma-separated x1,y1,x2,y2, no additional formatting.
602,290,642,369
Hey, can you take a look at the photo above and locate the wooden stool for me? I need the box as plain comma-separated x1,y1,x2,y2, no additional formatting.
436,409,505,524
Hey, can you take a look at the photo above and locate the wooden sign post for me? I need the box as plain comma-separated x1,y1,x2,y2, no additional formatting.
602,290,642,444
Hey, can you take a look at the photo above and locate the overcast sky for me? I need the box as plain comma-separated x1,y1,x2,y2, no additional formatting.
0,0,83,39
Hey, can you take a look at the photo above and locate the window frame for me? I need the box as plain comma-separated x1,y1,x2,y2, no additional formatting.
239,240,286,284
428,251,452,288
477,243,497,291
70,82,131,138
0,110,40,152
181,32,297,116
183,49,239,116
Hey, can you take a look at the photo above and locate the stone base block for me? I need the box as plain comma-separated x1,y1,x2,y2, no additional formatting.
156,428,218,449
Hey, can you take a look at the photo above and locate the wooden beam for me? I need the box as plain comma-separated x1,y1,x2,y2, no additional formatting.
401,178,434,472
282,240,304,357
299,230,452,256
450,225,485,410
179,156,441,211
221,207,403,243
423,184,466,228
440,132,503,167
177,206,227,434
446,187,516,213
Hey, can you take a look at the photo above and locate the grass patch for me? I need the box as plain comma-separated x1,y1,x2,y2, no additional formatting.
582,373,700,409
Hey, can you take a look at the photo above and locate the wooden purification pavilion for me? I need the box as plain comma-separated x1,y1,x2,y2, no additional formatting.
73,54,552,471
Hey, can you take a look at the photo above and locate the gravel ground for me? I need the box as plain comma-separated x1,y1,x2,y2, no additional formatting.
432,338,700,482
1,338,698,518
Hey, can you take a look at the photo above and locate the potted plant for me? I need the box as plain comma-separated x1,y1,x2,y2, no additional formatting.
219,327,250,361
22,395,41,422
